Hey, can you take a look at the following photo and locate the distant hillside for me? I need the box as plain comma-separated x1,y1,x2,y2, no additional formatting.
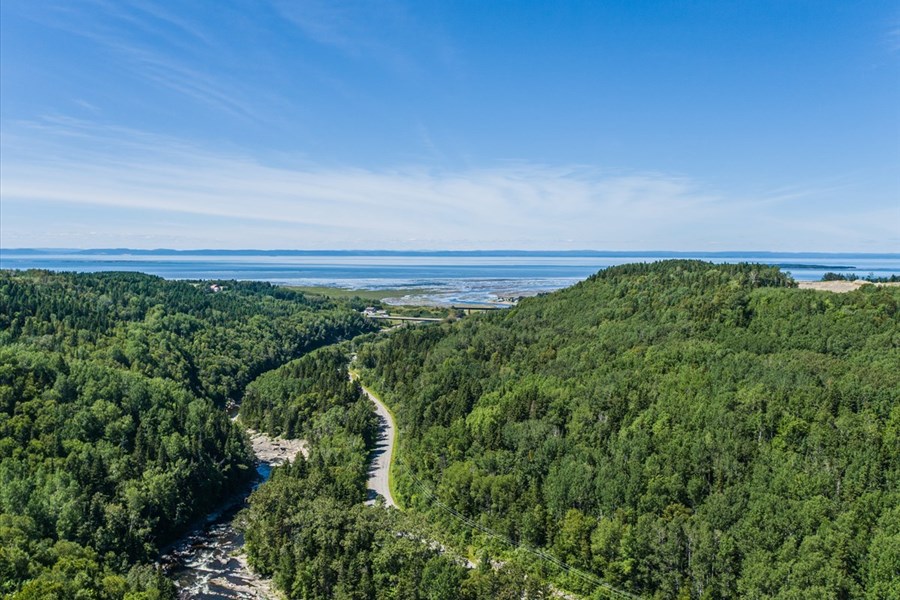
359,260,900,598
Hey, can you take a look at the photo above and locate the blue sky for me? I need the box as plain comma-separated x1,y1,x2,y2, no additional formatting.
1,0,898,250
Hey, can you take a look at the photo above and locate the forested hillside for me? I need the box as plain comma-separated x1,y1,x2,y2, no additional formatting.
359,261,900,598
0,270,374,597
240,346,377,443
239,349,554,599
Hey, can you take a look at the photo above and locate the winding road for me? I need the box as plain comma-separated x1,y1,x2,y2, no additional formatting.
351,373,397,508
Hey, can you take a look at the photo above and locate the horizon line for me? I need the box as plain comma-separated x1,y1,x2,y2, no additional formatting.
2,247,899,258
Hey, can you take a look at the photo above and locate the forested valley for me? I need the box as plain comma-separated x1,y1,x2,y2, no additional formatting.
238,347,555,599
2,263,898,599
357,261,900,598
0,271,373,598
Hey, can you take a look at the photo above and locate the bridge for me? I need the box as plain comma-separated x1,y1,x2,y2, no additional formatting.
363,304,510,323
449,305,508,314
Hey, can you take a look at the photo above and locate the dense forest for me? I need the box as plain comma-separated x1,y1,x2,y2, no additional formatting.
0,271,375,597
358,261,900,598
240,346,378,444
238,350,554,599
3,264,898,599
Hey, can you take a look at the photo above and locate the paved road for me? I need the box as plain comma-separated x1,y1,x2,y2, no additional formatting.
351,373,397,508
347,374,620,598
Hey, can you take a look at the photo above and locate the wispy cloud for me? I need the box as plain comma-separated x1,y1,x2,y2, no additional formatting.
270,0,452,76
3,118,895,251
8,1,268,121
272,0,365,53
6,0,456,129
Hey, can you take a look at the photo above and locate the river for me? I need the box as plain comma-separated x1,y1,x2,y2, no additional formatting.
161,431,307,599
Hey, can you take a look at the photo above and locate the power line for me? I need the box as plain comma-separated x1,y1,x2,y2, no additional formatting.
352,364,639,599
395,456,640,600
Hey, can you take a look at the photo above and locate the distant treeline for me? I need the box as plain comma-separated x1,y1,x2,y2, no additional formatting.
822,272,900,283
358,260,900,598
0,271,375,597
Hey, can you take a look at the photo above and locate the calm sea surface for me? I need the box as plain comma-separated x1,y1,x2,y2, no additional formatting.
2,251,898,305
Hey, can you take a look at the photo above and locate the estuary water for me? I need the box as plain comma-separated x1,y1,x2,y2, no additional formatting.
2,250,898,305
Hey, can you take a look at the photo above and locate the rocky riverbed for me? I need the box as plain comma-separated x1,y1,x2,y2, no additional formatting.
162,430,307,599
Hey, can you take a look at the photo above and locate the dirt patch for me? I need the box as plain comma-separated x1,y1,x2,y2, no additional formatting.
799,280,868,292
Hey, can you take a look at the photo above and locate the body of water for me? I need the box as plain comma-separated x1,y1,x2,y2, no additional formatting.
162,460,277,599
3,250,898,305
164,510,252,599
